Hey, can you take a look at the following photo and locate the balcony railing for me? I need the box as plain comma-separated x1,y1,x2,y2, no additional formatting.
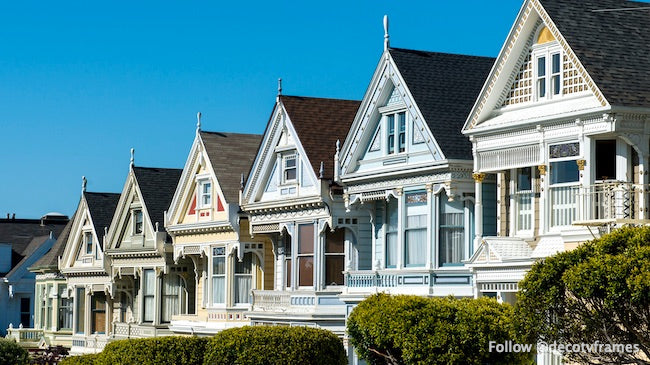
346,270,433,288
112,322,172,339
6,324,43,346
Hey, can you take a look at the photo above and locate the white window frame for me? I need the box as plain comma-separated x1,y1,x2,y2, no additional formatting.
211,246,226,306
198,179,212,208
385,111,407,155
547,142,582,229
83,231,93,255
132,209,143,235
533,43,562,101
511,167,535,238
281,153,298,185
142,268,155,323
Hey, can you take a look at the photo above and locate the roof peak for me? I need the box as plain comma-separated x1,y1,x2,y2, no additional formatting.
388,47,495,61
279,94,360,103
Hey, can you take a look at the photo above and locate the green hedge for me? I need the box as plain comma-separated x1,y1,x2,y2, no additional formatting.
0,338,29,365
347,293,531,365
58,353,102,365
202,326,347,365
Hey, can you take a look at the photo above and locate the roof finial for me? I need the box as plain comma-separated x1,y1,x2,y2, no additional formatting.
130,148,135,168
196,112,202,133
383,15,390,51
319,161,324,179
278,78,282,96
82,176,87,193
336,139,341,153
240,173,245,190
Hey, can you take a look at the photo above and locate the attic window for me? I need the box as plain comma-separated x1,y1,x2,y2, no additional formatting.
533,27,562,101
199,180,212,208
133,209,143,235
84,232,93,255
387,112,406,154
283,154,297,183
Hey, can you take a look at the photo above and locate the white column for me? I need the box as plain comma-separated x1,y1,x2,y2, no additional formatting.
396,188,404,269
473,173,485,248
538,165,547,232
426,184,433,269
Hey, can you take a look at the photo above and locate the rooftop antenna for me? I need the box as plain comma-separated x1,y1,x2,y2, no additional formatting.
82,176,87,193
130,148,135,168
277,78,282,102
383,15,390,51
196,112,202,134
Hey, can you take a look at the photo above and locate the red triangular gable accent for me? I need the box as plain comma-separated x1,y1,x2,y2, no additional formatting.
188,195,197,215
217,195,224,212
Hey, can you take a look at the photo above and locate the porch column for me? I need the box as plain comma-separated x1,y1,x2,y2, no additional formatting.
425,184,433,269
277,237,286,290
538,165,547,231
473,173,485,248
641,155,649,220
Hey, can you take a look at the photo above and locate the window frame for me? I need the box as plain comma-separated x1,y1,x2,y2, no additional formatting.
296,223,315,288
324,228,345,286
532,43,562,102
133,209,144,235
142,269,156,323
384,110,407,155
84,231,93,255
384,198,399,268
282,153,298,185
198,179,212,209
404,192,427,268
211,247,226,306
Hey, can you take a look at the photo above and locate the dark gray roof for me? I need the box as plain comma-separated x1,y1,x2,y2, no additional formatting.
539,0,650,107
84,192,121,246
200,132,263,203
132,166,183,231
0,217,68,275
6,235,51,277
30,214,76,272
389,48,495,160
280,95,361,180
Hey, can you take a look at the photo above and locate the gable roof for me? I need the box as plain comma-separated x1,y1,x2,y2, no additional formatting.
132,166,183,230
84,192,121,244
199,131,263,203
389,48,495,160
280,95,360,180
30,214,76,271
539,0,650,107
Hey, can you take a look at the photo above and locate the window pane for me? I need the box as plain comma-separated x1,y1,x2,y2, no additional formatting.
85,233,93,254
537,56,546,76
386,199,398,232
387,114,395,154
298,224,314,254
285,168,296,181
325,229,344,253
517,167,532,191
285,157,296,168
211,276,225,304
143,296,155,322
552,53,560,73
143,269,155,295
386,232,398,267
285,259,292,288
439,195,465,265
552,75,560,95
537,79,546,98
325,256,344,286
213,256,225,275
595,140,616,180
162,274,180,322
235,252,253,274
298,257,314,286
234,275,251,304
76,288,85,333
92,293,106,334
550,160,579,184
405,228,426,266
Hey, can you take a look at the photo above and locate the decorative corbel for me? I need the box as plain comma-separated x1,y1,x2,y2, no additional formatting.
576,159,586,171
472,173,486,183
538,165,547,175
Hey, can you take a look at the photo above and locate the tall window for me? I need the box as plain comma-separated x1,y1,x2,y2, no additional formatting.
46,284,53,329
84,232,93,255
297,224,314,287
58,285,70,330
234,252,253,304
325,229,345,286
20,297,31,328
212,247,225,304
385,198,398,268
515,167,534,233
536,51,561,100
284,235,292,288
439,193,465,266
91,293,106,334
162,274,180,323
199,180,212,208
76,288,85,334
386,112,406,154
405,192,427,267
142,269,155,322
133,209,143,235
283,154,297,183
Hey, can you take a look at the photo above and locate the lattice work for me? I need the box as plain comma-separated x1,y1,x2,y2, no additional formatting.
502,54,532,106
562,54,587,94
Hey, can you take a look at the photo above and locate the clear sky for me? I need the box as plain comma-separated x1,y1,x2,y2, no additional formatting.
1,0,524,218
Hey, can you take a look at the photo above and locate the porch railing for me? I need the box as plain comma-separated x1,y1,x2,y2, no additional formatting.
6,325,43,345
250,290,291,311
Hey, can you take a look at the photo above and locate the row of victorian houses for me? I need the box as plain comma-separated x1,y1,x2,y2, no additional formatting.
6,0,650,364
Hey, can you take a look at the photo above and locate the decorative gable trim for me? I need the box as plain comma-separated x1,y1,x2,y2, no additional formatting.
464,0,608,132
60,197,104,272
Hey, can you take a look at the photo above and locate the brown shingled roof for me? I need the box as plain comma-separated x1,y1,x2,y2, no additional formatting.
279,95,360,180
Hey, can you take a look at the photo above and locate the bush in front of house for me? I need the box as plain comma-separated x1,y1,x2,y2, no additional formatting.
58,353,103,365
0,338,29,365
347,293,531,365
99,336,209,365
202,326,347,365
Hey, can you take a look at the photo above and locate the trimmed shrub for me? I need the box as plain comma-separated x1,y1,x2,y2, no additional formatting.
59,353,103,365
100,336,209,365
202,326,347,365
347,293,531,365
0,338,29,365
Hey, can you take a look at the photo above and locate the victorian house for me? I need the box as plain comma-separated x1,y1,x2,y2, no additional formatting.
59,185,120,354
241,94,361,337
101,162,182,346
164,123,272,335
338,23,495,309
463,0,650,305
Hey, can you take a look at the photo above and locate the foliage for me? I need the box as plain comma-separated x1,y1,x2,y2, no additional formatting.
58,353,103,365
202,326,347,365
100,336,208,365
347,293,530,365
0,338,29,365
30,345,69,364
515,226,650,364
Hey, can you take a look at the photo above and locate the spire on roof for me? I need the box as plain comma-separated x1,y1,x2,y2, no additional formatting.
383,15,390,51
196,112,202,134
82,176,87,193
319,161,324,179
277,78,282,102
130,148,135,168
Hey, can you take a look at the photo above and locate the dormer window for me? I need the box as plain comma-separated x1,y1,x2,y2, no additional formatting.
282,154,297,183
387,112,406,154
533,27,562,101
133,209,143,235
199,180,212,208
84,232,93,255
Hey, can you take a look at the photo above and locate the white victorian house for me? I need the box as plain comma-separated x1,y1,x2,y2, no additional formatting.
241,94,362,337
338,34,495,304
59,186,120,354
463,0,650,304
164,124,272,335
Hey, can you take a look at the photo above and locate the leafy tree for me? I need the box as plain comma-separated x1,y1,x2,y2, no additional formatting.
0,338,29,365
347,293,530,364
515,226,650,364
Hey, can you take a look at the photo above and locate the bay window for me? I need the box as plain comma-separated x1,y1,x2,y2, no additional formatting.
91,292,106,334
162,274,181,322
439,193,465,266
234,252,253,304
297,224,314,287
385,198,398,268
212,247,226,304
75,288,85,334
549,142,580,227
58,286,72,330
324,228,345,286
142,269,155,322
404,192,427,267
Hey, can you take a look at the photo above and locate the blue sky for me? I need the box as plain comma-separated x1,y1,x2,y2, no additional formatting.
1,0,523,218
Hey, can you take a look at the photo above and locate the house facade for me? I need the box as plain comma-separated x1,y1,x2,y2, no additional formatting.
164,125,273,335
463,0,650,305
242,94,362,337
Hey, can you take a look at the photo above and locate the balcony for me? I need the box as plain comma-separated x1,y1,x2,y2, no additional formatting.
250,290,346,315
112,322,173,339
344,269,472,296
6,324,43,347
70,334,110,354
